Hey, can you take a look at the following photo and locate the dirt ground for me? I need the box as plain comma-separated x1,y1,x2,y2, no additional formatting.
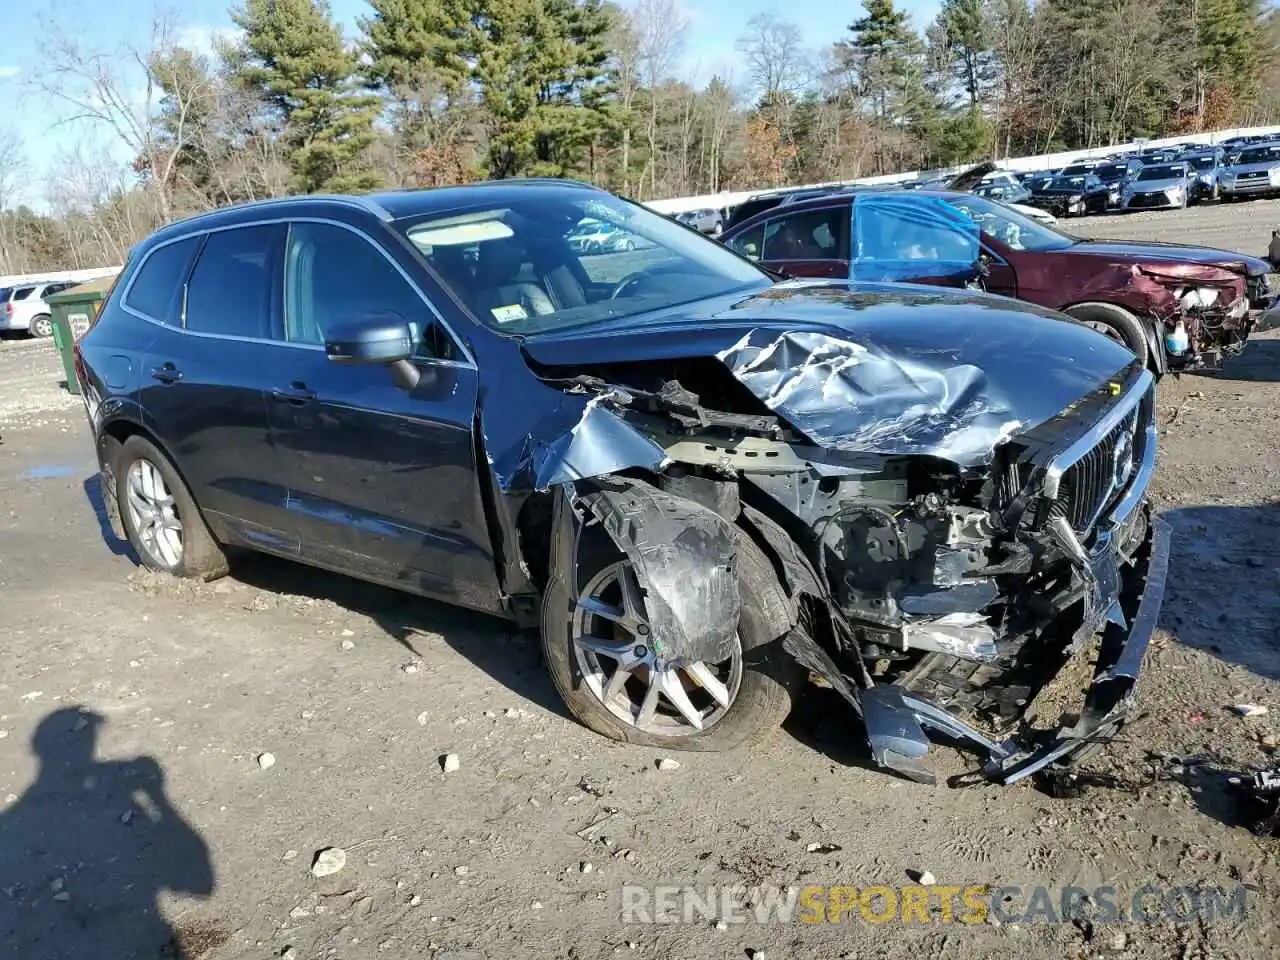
2,199,1280,960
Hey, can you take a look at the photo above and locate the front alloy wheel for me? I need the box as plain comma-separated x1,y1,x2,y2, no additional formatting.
28,315,53,338
571,561,742,735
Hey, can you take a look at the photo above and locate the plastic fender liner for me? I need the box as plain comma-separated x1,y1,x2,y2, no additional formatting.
574,477,740,665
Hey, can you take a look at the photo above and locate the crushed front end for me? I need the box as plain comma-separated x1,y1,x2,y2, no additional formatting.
1133,262,1278,369
490,291,1170,786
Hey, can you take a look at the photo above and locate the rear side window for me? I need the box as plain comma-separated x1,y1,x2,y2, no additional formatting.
12,286,35,301
125,237,201,324
185,225,284,339
761,208,847,261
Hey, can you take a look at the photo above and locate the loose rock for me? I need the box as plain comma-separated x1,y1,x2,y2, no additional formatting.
656,758,681,771
311,847,347,878
281,948,297,960
340,639,356,651
441,753,461,773
257,752,276,770
1233,704,1268,718
914,870,937,886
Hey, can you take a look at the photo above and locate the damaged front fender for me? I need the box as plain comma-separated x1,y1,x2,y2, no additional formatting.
572,477,742,666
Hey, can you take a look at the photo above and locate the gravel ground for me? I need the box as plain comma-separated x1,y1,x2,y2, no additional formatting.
1,202,1279,960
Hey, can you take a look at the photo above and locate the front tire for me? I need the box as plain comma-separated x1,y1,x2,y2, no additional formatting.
115,435,229,580
1065,302,1151,368
541,524,796,751
28,315,53,338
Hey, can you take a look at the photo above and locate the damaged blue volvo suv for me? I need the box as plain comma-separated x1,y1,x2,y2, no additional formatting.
74,180,1168,785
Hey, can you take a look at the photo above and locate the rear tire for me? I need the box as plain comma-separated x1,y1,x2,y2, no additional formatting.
1064,302,1151,368
115,435,229,580
28,315,52,338
542,524,796,751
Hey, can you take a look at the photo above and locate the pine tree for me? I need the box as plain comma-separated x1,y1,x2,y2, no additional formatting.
229,0,381,193
471,0,618,178
939,0,994,107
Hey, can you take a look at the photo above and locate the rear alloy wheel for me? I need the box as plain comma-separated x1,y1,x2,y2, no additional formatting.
28,315,53,338
115,435,229,580
542,526,796,751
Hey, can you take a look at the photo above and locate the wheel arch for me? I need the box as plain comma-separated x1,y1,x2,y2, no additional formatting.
1061,300,1165,375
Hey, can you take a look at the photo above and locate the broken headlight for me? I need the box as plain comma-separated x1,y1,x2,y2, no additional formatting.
1178,286,1220,311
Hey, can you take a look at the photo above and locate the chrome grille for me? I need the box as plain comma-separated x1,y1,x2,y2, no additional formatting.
1052,406,1144,533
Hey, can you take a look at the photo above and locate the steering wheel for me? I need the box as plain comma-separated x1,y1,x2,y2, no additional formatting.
610,272,650,300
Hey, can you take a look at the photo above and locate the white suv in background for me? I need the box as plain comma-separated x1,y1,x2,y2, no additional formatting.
0,280,77,338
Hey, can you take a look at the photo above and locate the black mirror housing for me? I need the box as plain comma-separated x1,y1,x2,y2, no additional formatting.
324,314,413,366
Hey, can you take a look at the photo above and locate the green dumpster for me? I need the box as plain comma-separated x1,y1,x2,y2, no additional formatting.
46,274,117,396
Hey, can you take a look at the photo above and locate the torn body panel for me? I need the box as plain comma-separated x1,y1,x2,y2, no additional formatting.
573,477,741,666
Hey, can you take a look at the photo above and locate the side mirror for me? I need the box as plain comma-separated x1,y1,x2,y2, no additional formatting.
324,313,420,391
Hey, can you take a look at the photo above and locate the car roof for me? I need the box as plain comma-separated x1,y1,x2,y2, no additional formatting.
143,179,606,247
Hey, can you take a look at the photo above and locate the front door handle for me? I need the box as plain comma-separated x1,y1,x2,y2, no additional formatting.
150,363,182,384
271,382,316,405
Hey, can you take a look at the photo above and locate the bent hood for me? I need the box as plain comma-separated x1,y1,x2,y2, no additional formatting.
518,282,1134,472
1068,239,1272,277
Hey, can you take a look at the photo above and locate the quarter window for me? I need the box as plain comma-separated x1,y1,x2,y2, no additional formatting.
284,221,454,359
185,225,284,338
727,223,766,260
124,238,201,324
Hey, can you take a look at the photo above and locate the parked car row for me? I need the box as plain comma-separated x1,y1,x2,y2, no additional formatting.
0,279,80,338
74,178,1196,786
1003,138,1280,214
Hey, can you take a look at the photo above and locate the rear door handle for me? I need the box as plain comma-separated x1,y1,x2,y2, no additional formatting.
271,383,316,405
150,363,182,384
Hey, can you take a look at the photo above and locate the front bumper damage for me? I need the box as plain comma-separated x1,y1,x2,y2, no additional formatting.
859,514,1169,785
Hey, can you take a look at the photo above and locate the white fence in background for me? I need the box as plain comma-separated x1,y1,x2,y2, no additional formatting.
0,266,121,288
643,123,1280,216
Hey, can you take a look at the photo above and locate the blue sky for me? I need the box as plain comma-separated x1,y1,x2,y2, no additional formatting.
0,0,941,206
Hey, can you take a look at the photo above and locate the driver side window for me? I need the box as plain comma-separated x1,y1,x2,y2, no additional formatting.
284,221,459,361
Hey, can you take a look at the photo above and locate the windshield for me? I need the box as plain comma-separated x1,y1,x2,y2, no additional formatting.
1237,146,1280,164
1186,155,1217,170
1061,165,1094,176
946,194,1076,252
1048,175,1088,190
1095,163,1128,179
400,192,768,336
1137,164,1186,181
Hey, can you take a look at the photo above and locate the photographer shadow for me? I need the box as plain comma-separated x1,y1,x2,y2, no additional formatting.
0,708,216,959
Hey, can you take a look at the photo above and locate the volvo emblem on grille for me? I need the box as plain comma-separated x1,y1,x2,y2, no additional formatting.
1112,427,1136,490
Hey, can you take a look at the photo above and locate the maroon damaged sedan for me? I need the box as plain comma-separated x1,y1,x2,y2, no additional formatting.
721,189,1279,373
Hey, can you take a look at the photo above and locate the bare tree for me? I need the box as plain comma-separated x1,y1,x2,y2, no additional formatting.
737,13,806,101
27,13,206,222
736,14,807,182
631,0,689,197
0,130,28,274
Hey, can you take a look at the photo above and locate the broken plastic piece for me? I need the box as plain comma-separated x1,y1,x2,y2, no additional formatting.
575,478,740,665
